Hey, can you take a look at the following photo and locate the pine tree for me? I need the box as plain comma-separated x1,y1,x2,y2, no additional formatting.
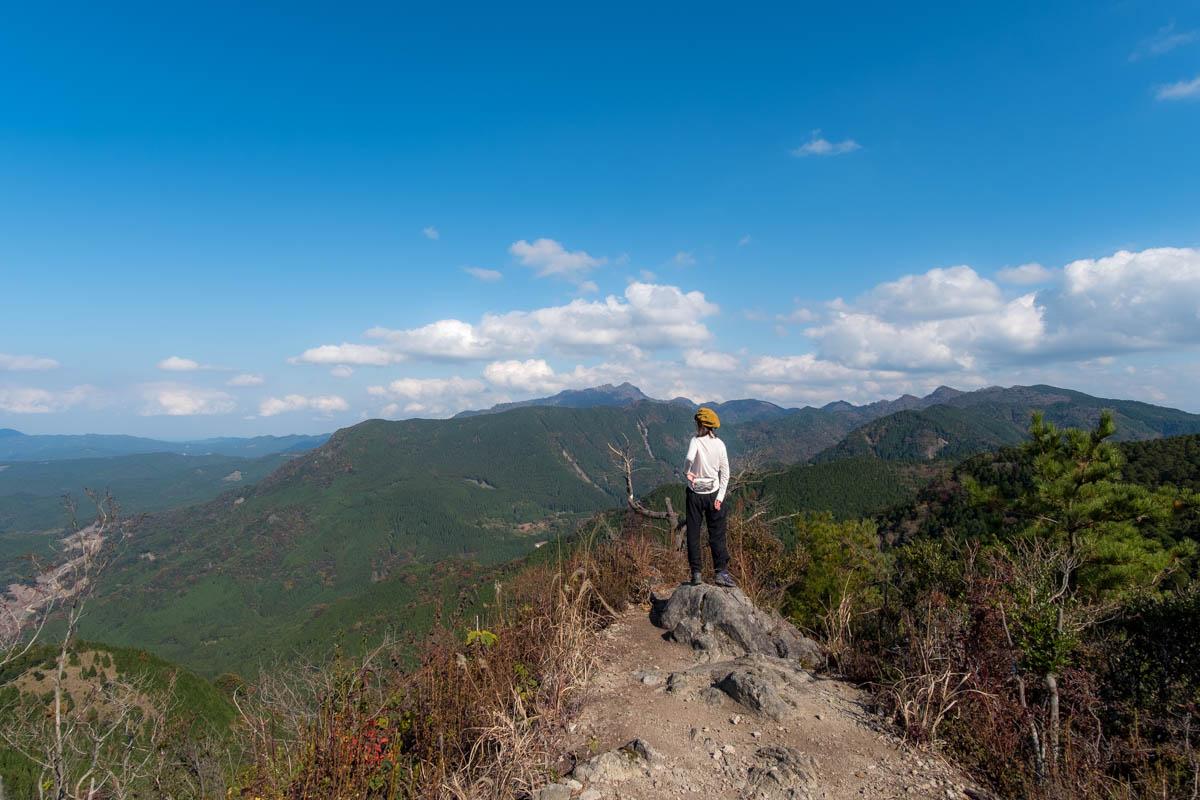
1003,411,1179,781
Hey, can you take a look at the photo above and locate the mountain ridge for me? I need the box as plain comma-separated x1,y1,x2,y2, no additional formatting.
0,431,329,461
7,383,1200,677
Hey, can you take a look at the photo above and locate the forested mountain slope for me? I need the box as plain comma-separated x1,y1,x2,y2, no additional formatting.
10,384,1198,679
0,451,296,535
815,386,1200,462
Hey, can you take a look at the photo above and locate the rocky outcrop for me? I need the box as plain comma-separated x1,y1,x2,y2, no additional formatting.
652,584,823,668
716,655,817,721
570,738,661,785
743,746,819,799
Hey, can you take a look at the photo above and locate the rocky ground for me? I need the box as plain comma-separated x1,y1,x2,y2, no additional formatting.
537,583,988,800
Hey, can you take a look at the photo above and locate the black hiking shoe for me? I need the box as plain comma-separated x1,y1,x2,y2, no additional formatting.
689,570,703,586
714,570,737,588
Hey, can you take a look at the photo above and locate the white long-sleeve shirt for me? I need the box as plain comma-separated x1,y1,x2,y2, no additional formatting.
685,434,730,502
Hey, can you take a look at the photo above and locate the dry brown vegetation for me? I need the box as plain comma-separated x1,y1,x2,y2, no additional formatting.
231,494,806,800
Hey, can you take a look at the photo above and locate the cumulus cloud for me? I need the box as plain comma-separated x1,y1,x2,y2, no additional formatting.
863,265,1004,321
141,385,236,416
0,353,59,371
157,356,205,371
227,373,264,387
483,359,630,395
1049,247,1200,354
673,251,696,266
510,238,605,279
750,247,1200,406
367,376,486,417
997,263,1054,285
259,394,349,417
291,343,402,367
329,282,717,363
683,350,740,372
791,131,861,157
463,266,502,282
422,226,440,240
1156,75,1200,100
365,319,501,360
330,365,354,378
0,385,95,414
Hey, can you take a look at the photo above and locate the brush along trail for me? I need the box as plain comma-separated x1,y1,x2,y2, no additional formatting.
540,583,984,800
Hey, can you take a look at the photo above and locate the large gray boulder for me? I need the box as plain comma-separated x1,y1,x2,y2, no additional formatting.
653,584,822,668
715,654,816,720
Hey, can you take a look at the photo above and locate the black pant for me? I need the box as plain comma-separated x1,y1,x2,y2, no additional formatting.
685,488,729,573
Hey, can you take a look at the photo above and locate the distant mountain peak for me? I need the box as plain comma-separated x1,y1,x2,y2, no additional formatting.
925,386,965,401
0,428,25,438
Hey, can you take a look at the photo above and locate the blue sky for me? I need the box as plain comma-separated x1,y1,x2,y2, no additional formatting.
2,1,1199,436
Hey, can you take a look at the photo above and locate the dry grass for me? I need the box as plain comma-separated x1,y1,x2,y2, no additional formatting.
234,523,670,799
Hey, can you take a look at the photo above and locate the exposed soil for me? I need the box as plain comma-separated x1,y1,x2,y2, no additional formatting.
556,588,979,800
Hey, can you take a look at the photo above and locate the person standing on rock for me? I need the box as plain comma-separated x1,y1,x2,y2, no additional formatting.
685,407,734,587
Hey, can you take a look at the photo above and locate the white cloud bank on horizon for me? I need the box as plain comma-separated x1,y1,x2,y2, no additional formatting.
326,245,1200,417
8,247,1198,423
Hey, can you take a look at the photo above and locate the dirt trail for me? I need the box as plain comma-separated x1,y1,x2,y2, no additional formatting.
556,588,978,800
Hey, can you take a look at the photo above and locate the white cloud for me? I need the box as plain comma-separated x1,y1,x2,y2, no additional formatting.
577,280,599,294
0,353,59,371
510,238,605,279
422,226,440,240
463,266,502,282
777,306,817,324
791,131,861,157
347,282,717,363
330,365,354,378
157,355,205,371
291,343,401,367
673,251,696,266
683,349,740,372
997,262,1054,285
639,270,657,281
1156,75,1200,100
809,293,1044,372
227,373,264,387
1050,247,1200,353
1131,23,1198,61
365,319,501,360
367,376,486,417
259,394,349,417
749,247,1200,407
368,376,485,400
483,359,630,395
738,235,752,246
863,265,1004,321
141,385,236,416
0,385,95,414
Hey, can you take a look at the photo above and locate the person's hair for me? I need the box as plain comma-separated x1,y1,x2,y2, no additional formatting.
695,421,717,438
